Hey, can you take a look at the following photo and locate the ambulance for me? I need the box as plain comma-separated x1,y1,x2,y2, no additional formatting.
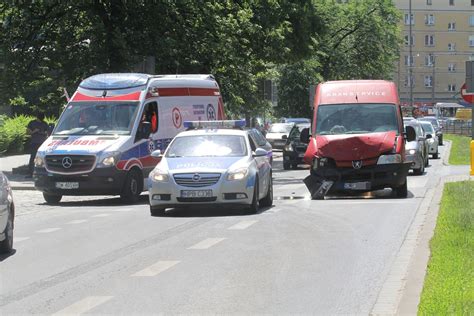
33,73,225,204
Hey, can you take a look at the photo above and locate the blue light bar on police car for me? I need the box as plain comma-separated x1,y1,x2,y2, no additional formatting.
183,120,246,129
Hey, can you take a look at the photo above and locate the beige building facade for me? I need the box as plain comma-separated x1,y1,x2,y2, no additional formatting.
394,0,474,107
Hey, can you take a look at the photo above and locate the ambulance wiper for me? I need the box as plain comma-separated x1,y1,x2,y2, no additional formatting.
346,130,370,134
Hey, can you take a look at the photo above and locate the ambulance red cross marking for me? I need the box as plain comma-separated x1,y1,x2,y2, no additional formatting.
172,107,182,128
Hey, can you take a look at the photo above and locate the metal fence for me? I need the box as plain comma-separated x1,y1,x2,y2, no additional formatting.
443,120,472,136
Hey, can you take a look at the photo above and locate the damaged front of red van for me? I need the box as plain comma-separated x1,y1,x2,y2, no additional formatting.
301,80,414,199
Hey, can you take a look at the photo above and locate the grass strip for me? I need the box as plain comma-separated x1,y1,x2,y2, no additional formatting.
418,181,474,315
444,134,470,165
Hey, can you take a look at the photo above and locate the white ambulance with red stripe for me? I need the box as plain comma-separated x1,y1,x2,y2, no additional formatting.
33,73,225,204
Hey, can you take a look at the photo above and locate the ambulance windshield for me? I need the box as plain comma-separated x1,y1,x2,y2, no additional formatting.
316,103,399,135
54,102,139,135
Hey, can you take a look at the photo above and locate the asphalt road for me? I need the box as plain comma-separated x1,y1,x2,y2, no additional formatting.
0,145,467,314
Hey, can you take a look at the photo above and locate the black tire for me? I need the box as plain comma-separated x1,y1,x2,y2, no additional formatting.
0,212,13,253
247,178,259,214
413,159,425,175
259,174,273,207
425,156,429,167
120,169,143,204
438,135,443,146
43,193,62,204
394,180,408,198
283,162,290,170
150,206,166,216
291,163,298,169
433,152,438,159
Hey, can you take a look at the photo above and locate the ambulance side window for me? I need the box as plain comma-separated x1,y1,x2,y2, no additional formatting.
142,102,158,134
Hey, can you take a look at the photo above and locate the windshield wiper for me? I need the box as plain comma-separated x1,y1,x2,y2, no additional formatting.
346,131,370,134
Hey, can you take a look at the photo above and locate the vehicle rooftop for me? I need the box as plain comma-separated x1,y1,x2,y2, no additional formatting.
317,80,398,105
176,129,249,137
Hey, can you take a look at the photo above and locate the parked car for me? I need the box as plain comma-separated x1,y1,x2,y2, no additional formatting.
148,120,273,215
419,121,439,159
283,123,310,169
404,121,429,175
265,123,294,150
0,172,15,253
280,117,311,124
418,116,443,145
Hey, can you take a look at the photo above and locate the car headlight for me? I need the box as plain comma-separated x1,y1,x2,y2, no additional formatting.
227,167,248,181
377,154,402,164
34,155,45,167
408,149,416,155
284,144,293,152
97,151,121,168
150,169,169,182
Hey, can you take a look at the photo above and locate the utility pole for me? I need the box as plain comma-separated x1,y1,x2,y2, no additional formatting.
408,0,414,107
431,56,435,106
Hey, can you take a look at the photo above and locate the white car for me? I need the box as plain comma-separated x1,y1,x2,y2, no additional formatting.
265,123,294,149
0,172,14,253
148,121,273,215
419,121,439,159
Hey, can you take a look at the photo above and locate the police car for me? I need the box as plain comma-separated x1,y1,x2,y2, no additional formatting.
148,120,273,215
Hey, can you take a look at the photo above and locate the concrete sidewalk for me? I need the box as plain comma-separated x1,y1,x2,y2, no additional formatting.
0,154,35,190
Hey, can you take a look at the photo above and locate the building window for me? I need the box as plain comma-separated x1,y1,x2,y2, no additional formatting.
405,55,414,66
448,43,456,51
469,35,474,47
404,13,414,25
470,15,474,26
449,0,454,5
425,35,435,46
404,75,414,88
448,84,456,92
427,0,432,4
425,14,435,25
448,63,456,72
448,22,456,30
405,35,414,46
424,76,433,88
425,54,435,66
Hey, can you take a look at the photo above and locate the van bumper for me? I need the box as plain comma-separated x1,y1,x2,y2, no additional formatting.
33,167,128,195
311,163,410,192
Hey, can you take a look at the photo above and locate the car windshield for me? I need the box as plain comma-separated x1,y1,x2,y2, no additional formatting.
406,123,423,138
54,102,140,135
166,135,248,157
316,103,399,135
269,123,293,133
289,124,310,140
420,122,435,134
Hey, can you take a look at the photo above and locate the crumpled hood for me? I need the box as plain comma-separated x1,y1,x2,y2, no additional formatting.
315,131,397,161
39,135,126,155
162,156,248,173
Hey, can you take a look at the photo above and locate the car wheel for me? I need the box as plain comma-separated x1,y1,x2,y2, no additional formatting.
413,160,425,175
43,193,62,204
283,162,290,170
0,211,13,253
121,169,143,204
150,206,166,216
433,152,438,159
425,156,429,167
291,163,298,169
394,180,408,198
247,178,259,214
259,174,273,207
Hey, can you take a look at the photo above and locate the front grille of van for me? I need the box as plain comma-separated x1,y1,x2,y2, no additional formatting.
45,155,96,174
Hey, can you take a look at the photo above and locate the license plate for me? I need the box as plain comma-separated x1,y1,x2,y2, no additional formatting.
55,182,79,189
343,182,370,190
180,190,213,198
298,153,305,158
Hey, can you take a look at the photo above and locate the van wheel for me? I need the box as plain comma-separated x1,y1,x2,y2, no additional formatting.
247,178,259,214
0,213,13,253
394,180,408,198
260,174,273,207
433,152,438,159
283,162,290,170
291,163,298,169
43,193,62,204
121,169,143,204
150,206,166,216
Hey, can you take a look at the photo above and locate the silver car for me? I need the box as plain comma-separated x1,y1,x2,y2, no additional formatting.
0,172,15,253
418,117,443,145
419,121,439,159
148,123,273,215
265,123,294,150
404,121,429,175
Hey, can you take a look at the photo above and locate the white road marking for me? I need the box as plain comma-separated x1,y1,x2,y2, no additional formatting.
228,220,258,230
91,214,111,218
51,296,113,316
188,238,226,250
14,237,30,243
36,228,61,233
131,260,180,277
66,219,88,224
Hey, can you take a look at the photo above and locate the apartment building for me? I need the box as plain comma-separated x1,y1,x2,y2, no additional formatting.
394,0,474,107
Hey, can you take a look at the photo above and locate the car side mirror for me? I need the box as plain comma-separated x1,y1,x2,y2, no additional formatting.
300,127,310,144
405,126,416,142
137,121,151,140
253,148,267,157
426,134,432,139
282,135,288,140
151,149,162,158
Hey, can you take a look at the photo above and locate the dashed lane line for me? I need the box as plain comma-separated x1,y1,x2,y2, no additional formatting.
14,237,30,243
131,260,180,277
51,296,113,316
188,238,226,250
66,220,88,225
36,228,62,234
228,220,258,230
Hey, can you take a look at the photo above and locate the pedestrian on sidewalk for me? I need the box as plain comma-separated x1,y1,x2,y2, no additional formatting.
26,112,48,177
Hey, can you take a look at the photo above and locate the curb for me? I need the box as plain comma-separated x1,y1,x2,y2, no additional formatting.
441,140,451,166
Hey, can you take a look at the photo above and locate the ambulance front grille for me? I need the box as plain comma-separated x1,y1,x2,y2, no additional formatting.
45,155,96,173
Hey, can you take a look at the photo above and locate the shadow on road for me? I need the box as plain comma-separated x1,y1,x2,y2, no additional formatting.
46,195,149,207
151,205,274,218
0,249,16,262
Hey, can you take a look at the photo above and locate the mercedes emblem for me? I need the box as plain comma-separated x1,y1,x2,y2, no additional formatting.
62,156,73,169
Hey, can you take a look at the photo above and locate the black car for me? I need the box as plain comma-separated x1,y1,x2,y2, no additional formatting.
282,123,310,170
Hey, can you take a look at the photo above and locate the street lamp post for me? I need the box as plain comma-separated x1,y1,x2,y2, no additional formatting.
409,0,414,107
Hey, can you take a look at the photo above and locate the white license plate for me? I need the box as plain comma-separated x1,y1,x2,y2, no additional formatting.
180,190,213,198
343,182,370,190
55,182,79,189
298,153,305,158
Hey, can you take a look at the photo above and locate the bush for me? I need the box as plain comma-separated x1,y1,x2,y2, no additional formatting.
0,115,34,154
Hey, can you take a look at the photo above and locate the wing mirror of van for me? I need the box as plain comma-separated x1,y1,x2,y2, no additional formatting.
404,126,416,142
300,127,310,144
136,121,152,140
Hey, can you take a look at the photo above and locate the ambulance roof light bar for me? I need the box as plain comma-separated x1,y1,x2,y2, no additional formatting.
184,120,246,130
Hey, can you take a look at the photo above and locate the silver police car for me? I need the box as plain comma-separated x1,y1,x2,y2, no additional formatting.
148,121,273,215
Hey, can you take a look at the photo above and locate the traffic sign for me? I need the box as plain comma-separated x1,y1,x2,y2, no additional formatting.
461,83,474,104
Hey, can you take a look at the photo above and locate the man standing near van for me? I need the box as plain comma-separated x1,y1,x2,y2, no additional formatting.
26,113,48,177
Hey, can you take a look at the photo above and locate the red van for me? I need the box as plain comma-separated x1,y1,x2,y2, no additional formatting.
300,80,416,199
